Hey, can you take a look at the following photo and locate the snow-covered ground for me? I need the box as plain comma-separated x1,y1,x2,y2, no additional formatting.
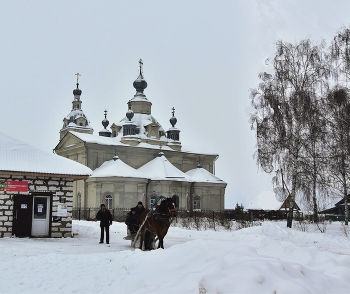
1,220,350,294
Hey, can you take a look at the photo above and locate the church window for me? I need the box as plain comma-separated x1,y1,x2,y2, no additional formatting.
105,194,113,209
193,196,201,210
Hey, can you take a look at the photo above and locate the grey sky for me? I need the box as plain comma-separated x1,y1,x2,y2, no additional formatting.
1,0,349,208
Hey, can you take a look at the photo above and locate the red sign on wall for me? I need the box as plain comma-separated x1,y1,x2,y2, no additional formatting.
6,181,28,192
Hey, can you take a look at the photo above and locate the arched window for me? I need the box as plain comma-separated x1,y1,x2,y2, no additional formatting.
105,194,113,209
193,196,201,210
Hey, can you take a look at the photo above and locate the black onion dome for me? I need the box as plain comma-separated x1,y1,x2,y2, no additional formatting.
170,116,177,127
102,118,109,129
73,83,82,95
126,109,134,121
133,73,147,93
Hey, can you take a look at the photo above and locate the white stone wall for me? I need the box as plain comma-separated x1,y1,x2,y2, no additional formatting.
0,175,75,238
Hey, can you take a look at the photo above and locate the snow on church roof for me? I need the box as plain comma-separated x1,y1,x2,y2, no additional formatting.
186,165,226,184
0,132,92,177
246,191,282,211
68,131,217,155
116,113,166,136
90,156,147,179
138,152,192,181
69,131,128,146
62,109,93,131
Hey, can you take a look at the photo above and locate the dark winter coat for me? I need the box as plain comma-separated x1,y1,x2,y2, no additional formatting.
134,205,146,218
96,208,113,227
125,212,140,228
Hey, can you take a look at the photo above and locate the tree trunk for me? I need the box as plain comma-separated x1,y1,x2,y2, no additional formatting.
287,167,296,228
313,195,318,223
344,188,348,226
312,170,318,223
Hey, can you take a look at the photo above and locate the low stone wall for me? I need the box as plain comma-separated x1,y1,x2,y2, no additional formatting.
0,175,74,238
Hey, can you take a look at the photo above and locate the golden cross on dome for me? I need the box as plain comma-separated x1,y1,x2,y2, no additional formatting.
75,73,81,84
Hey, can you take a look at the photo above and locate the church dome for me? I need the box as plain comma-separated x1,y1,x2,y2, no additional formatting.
126,109,134,121
133,59,147,93
170,116,177,127
133,74,147,93
102,118,109,129
73,83,82,96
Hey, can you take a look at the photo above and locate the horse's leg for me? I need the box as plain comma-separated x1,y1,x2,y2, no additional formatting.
140,228,146,251
155,230,164,249
157,225,170,249
151,233,156,250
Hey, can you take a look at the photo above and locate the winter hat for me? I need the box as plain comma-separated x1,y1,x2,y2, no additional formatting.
138,201,143,205
100,204,106,208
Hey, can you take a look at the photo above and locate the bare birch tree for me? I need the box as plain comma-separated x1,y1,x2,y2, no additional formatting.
323,87,350,225
298,95,329,223
250,39,329,228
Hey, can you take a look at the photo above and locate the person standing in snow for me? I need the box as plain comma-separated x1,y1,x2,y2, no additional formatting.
96,204,113,244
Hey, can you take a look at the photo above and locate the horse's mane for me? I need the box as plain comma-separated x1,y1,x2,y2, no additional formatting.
158,197,176,214
158,197,171,213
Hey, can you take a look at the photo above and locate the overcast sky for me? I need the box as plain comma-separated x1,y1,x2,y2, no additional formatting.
1,0,350,208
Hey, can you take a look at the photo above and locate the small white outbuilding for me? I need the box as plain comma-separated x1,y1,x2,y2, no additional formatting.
0,132,92,238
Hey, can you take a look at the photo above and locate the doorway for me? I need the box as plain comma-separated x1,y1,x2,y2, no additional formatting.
31,195,51,237
12,194,52,237
13,194,33,237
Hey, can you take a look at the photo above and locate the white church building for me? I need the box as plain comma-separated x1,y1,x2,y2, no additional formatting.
54,61,227,211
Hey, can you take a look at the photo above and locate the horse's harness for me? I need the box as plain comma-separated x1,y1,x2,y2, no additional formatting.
149,206,176,223
147,196,176,225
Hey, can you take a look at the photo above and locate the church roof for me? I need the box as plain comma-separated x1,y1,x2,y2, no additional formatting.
138,152,192,181
186,165,226,184
116,113,166,139
0,132,92,177
90,156,147,179
68,131,128,147
62,109,93,130
67,131,216,155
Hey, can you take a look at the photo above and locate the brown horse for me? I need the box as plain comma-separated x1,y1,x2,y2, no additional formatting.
139,196,177,250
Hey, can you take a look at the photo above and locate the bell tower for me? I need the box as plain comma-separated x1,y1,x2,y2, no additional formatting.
60,73,94,139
